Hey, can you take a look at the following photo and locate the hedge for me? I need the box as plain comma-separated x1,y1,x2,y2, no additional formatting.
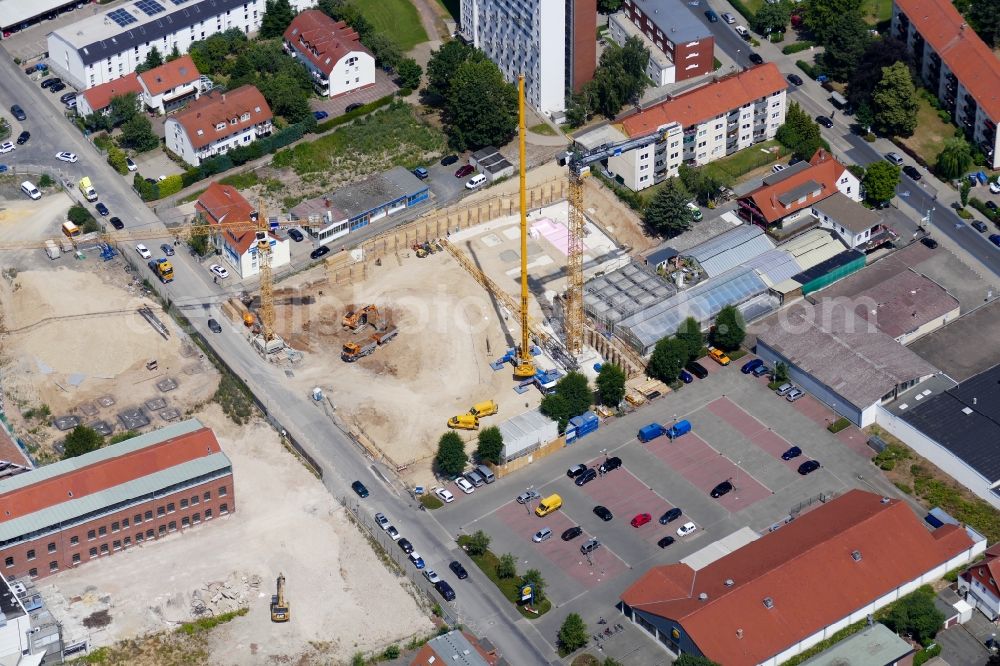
782,41,815,55
796,59,820,79
157,174,184,198
827,417,851,433
969,197,999,222
728,0,755,21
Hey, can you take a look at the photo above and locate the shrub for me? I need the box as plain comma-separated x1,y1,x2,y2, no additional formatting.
728,0,754,19
864,132,876,142
956,208,973,219
382,645,400,660
795,59,819,79
969,198,999,221
782,41,815,54
157,174,184,198
827,418,851,433
38,173,55,188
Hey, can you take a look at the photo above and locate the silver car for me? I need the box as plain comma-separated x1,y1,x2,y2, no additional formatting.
776,383,794,396
786,388,805,402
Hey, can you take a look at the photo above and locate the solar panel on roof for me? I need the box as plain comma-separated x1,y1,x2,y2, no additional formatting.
107,8,138,26
134,0,165,15
169,0,191,5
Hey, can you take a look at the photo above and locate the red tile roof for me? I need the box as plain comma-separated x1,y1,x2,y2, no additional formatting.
284,9,371,77
171,85,272,151
896,0,1000,120
80,73,142,113
0,427,222,521
621,63,787,136
740,150,849,224
962,545,1000,600
138,55,200,97
195,182,263,255
621,490,974,666
0,423,30,469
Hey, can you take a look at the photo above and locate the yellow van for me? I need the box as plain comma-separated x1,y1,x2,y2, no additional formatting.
534,494,562,517
61,221,81,238
447,414,479,430
469,400,498,418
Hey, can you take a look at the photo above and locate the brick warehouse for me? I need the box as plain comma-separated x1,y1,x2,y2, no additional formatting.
0,419,234,581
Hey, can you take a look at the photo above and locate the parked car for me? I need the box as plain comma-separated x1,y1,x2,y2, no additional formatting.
787,74,804,86
972,220,988,232
516,489,540,504
659,507,682,524
752,364,770,377
312,110,329,121
902,165,922,181
422,569,440,584
781,446,802,460
455,477,475,494
50,82,66,93
210,264,229,279
580,538,601,554
741,358,764,374
679,369,694,383
135,243,152,259
776,383,794,396
657,536,676,548
412,166,429,179
94,202,109,216
345,103,363,113
721,11,735,22
455,164,475,179
990,234,1000,248
566,464,588,478
574,468,597,486
288,228,304,242
630,513,652,528
441,154,459,166
375,512,390,530
710,481,733,498
561,526,583,541
884,151,905,166
1,141,17,154
709,348,731,365
40,77,59,88
16,131,29,145
598,456,622,474
409,552,425,569
748,52,764,65
705,9,719,21
56,151,78,162
435,580,456,601
532,528,552,543
676,521,698,537
593,505,613,521
208,318,222,333
449,561,468,579
816,115,834,128
386,525,401,540
10,105,26,121
109,216,124,230
160,243,175,256
919,237,938,249
351,480,369,498
990,180,1000,194
398,538,413,554
987,201,998,212
786,387,804,402
435,487,455,503
686,361,708,379
310,246,331,260
60,92,77,103
798,460,821,475
126,157,137,172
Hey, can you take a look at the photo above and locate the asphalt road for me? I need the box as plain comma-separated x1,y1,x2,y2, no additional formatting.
0,50,552,664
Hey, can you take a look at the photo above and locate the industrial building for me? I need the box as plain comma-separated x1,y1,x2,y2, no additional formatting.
0,419,234,582
619,490,984,665
469,146,515,183
609,0,715,86
282,10,376,98
0,573,49,664
195,182,290,278
165,85,273,167
290,167,429,247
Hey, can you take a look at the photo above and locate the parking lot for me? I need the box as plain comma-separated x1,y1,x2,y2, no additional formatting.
431,354,900,661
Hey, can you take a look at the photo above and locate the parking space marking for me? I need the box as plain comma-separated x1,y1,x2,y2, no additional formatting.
576,465,678,546
707,397,802,469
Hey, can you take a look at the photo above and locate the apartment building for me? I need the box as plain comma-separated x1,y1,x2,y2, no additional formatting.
584,64,786,191
165,85,273,166
609,0,715,86
47,0,311,90
75,73,143,118
283,10,375,98
137,54,202,114
892,0,1000,168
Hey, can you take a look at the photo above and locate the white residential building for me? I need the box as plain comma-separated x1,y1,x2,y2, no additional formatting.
165,85,272,167
283,10,375,98
137,54,202,114
46,0,311,91
195,182,289,278
460,0,567,115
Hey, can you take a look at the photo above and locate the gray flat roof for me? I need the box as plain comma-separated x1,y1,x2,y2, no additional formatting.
797,623,913,666
813,192,882,233
762,161,811,186
778,180,823,205
908,299,1000,383
683,224,775,277
291,166,427,222
628,0,713,44
846,269,959,340
425,631,491,666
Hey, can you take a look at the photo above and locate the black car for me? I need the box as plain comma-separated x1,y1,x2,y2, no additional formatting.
657,536,676,549
95,202,109,216
710,480,734,498
973,220,989,232
566,463,588,478
160,243,175,256
16,131,29,145
787,74,804,86
449,560,468,579
686,361,708,379
398,538,413,554
781,446,802,461
310,246,331,260
435,580,456,601
60,92,77,103
920,237,939,249
599,456,622,474
351,480,369,498
50,82,66,93
208,318,222,333
593,505,613,521
987,201,998,212
440,154,459,166
902,165,922,181
561,526,583,541
345,102,363,113
659,507,682,524
574,468,597,486
816,116,833,128
109,216,124,230
748,53,764,65
288,228,304,242
10,105,26,122
40,77,59,88
798,460,821,475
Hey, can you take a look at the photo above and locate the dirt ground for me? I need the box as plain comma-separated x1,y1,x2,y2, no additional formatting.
270,251,542,486
0,190,75,245
40,405,433,664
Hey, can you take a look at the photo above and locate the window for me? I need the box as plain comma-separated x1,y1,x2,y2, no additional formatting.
136,533,144,543
157,506,166,517
124,537,131,546
182,517,190,527
145,510,153,521
135,514,142,525
88,529,96,541
26,549,35,561
28,568,37,579
193,513,201,524
70,536,79,546
72,553,81,564
99,526,107,536
168,521,177,532
100,544,109,554
112,522,120,533
181,499,189,509
204,491,211,501
240,112,250,121
113,541,121,551
146,529,155,540
49,561,58,572
89,547,98,557
167,503,175,514
220,504,229,515
191,495,200,506
158,525,167,536
48,542,56,553
205,509,213,520
123,518,129,528
4,557,12,568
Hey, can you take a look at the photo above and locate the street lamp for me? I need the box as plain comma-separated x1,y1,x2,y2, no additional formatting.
524,485,534,515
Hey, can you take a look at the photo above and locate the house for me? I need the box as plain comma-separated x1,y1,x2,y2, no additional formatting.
282,10,375,98
812,192,897,250
137,55,202,114
619,490,984,665
195,182,289,278
75,73,142,118
409,630,499,666
165,85,273,167
609,0,715,86
958,542,1000,620
737,150,860,228
469,146,514,183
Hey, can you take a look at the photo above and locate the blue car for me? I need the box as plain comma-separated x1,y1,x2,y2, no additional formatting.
990,234,1000,248
313,110,329,121
741,358,764,374
679,369,693,384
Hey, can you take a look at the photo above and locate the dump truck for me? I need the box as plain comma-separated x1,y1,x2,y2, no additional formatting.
78,177,97,202
638,423,666,443
148,258,174,283
447,414,479,430
44,240,60,260
372,325,398,345
342,338,377,362
469,400,498,418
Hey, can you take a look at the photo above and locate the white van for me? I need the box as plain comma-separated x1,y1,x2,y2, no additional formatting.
734,25,750,39
21,181,41,200
465,173,486,190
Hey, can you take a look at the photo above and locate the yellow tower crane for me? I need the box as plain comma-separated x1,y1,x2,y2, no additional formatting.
248,203,284,354
513,74,536,380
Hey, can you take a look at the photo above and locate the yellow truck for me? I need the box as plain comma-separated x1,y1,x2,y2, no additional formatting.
78,177,97,202
447,414,479,430
534,494,562,517
148,258,174,283
469,400,498,418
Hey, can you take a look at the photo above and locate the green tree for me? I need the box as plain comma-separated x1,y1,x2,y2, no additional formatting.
466,529,491,556
820,12,870,80
539,372,594,430
521,568,547,602
960,179,971,207
435,431,468,476
969,0,1000,48
108,431,140,444
102,92,140,129
935,137,974,180
596,363,627,407
675,316,703,363
476,426,504,465
647,337,689,382
711,305,746,351
644,178,695,237
775,102,823,161
0,118,10,141
804,0,864,41
675,656,722,666
565,91,593,128
445,59,517,150
496,553,516,579
862,160,900,204
63,425,103,459
259,0,296,39
584,36,650,118
846,37,912,109
773,360,789,383
871,62,918,137
752,1,792,34
67,205,96,228
135,46,163,74
881,586,944,645
397,58,423,90
557,613,589,655
259,74,312,123
540,393,572,432
425,40,482,100
106,145,129,174
119,114,159,152
679,164,725,206
167,44,181,62
597,0,622,11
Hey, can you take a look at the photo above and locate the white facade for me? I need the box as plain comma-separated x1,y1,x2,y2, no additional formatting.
320,50,374,98
140,78,201,115
221,235,290,279
608,12,675,86
958,567,1000,620
460,0,566,115
282,11,376,98
165,104,272,167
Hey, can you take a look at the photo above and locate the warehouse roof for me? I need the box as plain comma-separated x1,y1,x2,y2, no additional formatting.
797,624,914,666
291,167,427,222
846,270,959,340
683,224,774,277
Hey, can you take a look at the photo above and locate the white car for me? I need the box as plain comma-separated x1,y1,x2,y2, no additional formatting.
722,11,736,23
386,525,401,541
135,244,151,259
422,569,441,584
210,264,229,279
126,157,137,172
455,477,475,494
56,151,78,163
676,521,698,537
0,142,14,154
374,512,390,530
990,181,1000,194
435,487,455,504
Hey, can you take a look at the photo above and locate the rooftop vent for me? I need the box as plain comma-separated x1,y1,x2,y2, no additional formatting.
736,628,744,639
698,592,708,601
763,597,774,609
881,497,890,504
851,550,862,562
724,579,734,587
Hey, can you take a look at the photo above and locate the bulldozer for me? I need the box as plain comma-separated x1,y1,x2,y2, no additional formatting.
270,573,290,622
342,305,382,331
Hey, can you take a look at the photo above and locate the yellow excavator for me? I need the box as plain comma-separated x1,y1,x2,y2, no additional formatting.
270,573,290,622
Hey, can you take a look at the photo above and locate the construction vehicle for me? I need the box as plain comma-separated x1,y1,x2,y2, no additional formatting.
61,221,81,238
342,304,382,331
78,177,97,202
341,325,397,362
447,414,479,430
148,258,174,283
373,325,398,345
270,573,290,622
512,75,536,380
469,400,498,418
44,240,60,260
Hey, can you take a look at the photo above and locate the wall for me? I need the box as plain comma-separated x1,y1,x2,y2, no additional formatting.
568,0,596,93
328,51,376,98
495,436,565,478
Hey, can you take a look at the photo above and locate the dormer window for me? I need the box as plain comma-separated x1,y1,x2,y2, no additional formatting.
240,112,250,121
215,122,226,131
230,118,238,125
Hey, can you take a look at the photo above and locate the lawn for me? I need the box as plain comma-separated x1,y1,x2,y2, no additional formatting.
861,0,893,24
529,122,557,136
457,535,552,619
703,139,787,182
898,92,954,168
351,0,428,52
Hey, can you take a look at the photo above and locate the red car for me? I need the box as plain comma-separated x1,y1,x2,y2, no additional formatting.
455,164,474,179
630,513,652,528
